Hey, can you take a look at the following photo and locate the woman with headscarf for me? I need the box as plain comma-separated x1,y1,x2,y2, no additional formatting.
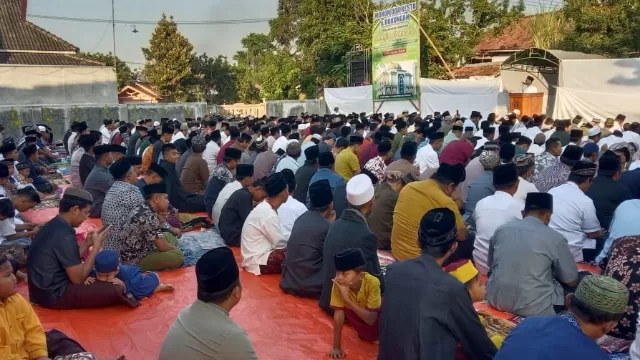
369,170,417,250
179,135,209,194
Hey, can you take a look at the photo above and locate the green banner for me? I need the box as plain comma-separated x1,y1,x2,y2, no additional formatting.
372,2,421,102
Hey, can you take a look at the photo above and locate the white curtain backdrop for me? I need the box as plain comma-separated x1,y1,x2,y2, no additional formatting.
419,78,507,118
554,59,640,119
324,78,508,117
323,86,373,115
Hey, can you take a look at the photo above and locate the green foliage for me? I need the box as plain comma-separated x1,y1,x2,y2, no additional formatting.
42,106,53,127
561,0,640,57
9,108,20,129
192,53,238,104
77,51,134,89
72,106,80,122
232,0,524,95
142,13,202,102
418,0,524,78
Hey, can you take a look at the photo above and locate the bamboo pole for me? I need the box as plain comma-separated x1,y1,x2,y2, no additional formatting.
418,24,456,79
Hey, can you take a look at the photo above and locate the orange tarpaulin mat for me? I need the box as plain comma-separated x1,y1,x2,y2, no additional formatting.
18,211,378,360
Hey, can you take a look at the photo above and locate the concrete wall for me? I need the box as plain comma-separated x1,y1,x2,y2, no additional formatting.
0,65,118,106
266,100,328,118
0,102,207,141
208,100,330,118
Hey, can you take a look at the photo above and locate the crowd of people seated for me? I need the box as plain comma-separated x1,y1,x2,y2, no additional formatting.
5,110,640,359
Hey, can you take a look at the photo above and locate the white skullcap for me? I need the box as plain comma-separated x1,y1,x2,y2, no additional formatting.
588,126,601,137
37,125,46,132
346,174,374,206
153,121,160,127
312,134,323,141
513,109,521,115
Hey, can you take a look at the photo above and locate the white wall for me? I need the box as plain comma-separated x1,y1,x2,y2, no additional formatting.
0,65,117,106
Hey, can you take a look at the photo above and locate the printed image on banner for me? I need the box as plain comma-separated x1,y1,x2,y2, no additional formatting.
372,2,420,102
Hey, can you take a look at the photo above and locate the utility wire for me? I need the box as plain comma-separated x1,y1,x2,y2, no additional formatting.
27,13,274,25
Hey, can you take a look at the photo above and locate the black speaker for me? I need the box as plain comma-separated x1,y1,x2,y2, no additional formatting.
351,60,366,84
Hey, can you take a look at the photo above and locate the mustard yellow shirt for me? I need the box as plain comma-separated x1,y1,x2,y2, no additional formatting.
0,294,48,360
335,147,360,181
391,179,465,260
330,272,381,310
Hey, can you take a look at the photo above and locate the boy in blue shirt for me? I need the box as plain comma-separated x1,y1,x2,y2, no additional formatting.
87,250,174,300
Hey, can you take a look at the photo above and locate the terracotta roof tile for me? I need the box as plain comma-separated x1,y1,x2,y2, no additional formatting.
474,16,534,53
447,63,501,79
0,0,77,52
0,52,105,66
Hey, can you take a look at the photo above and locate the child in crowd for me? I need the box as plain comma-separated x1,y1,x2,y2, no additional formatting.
86,250,174,300
0,255,124,360
15,161,59,201
445,259,505,354
329,248,381,359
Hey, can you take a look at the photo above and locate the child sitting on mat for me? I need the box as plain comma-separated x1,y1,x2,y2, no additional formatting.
86,250,174,300
445,259,504,356
329,248,381,359
0,254,124,360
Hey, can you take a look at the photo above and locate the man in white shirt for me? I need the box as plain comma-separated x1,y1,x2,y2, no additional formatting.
241,172,289,275
521,75,539,93
513,153,539,204
171,123,188,143
528,133,546,156
416,132,444,174
474,126,495,150
203,130,221,174
274,140,301,174
548,161,604,262
266,127,279,150
464,111,482,132
272,125,292,154
211,165,254,226
277,169,307,245
100,119,116,145
472,163,524,274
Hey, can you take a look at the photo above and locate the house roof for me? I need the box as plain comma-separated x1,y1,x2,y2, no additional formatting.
474,16,534,53
0,0,77,52
119,83,162,100
0,52,106,66
0,0,106,66
448,62,501,79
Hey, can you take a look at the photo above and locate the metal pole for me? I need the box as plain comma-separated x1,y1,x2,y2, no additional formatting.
417,24,455,79
111,0,118,77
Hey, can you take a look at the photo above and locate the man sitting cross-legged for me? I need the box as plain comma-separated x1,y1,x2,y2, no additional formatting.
114,183,185,272
27,187,138,309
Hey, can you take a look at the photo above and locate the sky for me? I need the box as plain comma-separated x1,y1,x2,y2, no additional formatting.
27,0,279,69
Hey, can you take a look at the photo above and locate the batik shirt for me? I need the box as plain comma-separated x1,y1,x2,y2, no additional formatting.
534,162,571,193
534,151,559,179
118,203,163,266
210,163,233,184
102,181,145,251
364,155,387,183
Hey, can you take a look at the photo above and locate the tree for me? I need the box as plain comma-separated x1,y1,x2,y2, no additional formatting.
233,33,275,103
192,53,238,104
77,51,134,89
561,0,640,57
419,0,524,78
142,13,201,102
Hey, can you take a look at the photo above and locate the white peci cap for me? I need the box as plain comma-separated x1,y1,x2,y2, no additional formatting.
346,174,374,206
588,126,601,137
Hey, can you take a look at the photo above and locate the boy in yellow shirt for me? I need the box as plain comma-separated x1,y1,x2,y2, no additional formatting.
0,254,48,360
329,248,381,359
0,255,123,360
445,259,504,351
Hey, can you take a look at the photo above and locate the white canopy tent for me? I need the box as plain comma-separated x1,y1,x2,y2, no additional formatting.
555,58,640,120
323,77,508,117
